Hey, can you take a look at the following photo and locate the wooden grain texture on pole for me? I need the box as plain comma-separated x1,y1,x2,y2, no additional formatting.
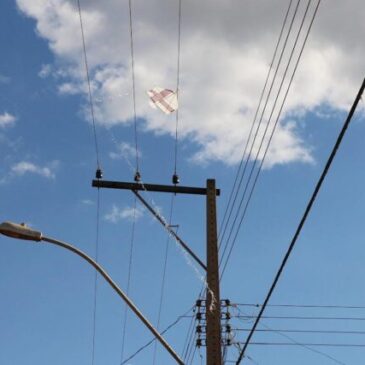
206,179,222,365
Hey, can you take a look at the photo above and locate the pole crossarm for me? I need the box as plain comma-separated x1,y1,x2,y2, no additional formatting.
92,179,220,196
133,190,207,271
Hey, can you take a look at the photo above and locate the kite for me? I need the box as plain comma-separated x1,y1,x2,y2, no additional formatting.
147,87,178,114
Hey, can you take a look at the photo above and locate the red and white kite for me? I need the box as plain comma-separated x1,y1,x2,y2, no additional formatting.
147,87,178,114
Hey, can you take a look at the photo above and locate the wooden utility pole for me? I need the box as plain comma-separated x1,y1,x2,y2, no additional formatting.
92,178,222,364
206,179,222,365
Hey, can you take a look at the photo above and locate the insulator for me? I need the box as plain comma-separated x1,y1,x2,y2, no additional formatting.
196,299,202,307
225,299,231,306
221,312,231,320
196,325,202,334
134,171,141,182
95,168,103,179
226,338,232,346
172,173,180,185
196,339,202,348
196,313,202,321
226,324,231,333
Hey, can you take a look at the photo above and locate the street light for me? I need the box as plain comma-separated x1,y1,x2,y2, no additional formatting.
0,221,184,365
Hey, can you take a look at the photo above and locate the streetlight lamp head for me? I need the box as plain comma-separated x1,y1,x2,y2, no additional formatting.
0,221,42,241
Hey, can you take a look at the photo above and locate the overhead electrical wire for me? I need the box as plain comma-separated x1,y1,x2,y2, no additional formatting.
237,342,365,348
128,0,140,178
120,196,138,362
236,328,365,335
173,0,182,181
218,0,297,245
152,196,175,365
91,190,101,365
182,311,196,358
220,0,313,276
235,77,365,364
120,308,193,365
236,303,365,309
220,0,322,279
234,307,347,365
76,2,103,365
219,0,304,266
76,0,101,171
237,314,365,321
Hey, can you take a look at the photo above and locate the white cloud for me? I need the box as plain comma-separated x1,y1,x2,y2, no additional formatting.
11,161,58,179
0,112,16,128
15,0,365,167
104,204,144,223
38,63,52,78
58,82,81,95
109,141,140,161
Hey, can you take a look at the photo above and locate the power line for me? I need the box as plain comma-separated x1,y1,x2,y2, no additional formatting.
237,315,365,321
218,0,298,247
237,342,365,348
120,196,138,362
220,0,319,278
120,309,193,365
234,306,347,365
236,328,365,335
174,0,182,179
76,2,103,364
235,76,365,364
219,0,309,273
152,196,175,364
76,0,101,170
91,189,101,365
128,0,140,176
236,303,365,309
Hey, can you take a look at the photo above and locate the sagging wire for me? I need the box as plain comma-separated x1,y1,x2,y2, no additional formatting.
120,307,194,365
234,306,347,365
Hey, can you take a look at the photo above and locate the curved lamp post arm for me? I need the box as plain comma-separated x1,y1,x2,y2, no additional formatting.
0,222,184,365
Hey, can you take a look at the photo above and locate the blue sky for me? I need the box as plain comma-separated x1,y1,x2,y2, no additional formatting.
1,0,365,364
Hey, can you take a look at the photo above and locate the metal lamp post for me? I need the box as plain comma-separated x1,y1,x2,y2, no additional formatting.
0,221,184,365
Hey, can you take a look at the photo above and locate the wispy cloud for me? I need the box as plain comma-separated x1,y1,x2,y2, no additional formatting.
11,161,59,179
104,204,144,223
109,141,141,161
81,199,94,206
0,112,16,128
38,64,52,78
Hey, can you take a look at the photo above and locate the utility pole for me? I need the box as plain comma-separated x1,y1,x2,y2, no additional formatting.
92,178,222,364
206,179,222,365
